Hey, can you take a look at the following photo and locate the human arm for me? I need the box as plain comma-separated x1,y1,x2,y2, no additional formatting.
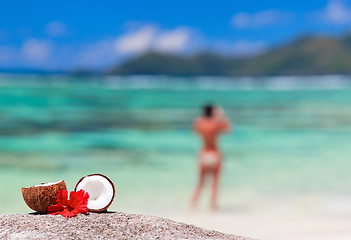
214,107,232,133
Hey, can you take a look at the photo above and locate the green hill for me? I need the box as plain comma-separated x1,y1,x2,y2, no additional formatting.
109,52,238,76
109,34,351,76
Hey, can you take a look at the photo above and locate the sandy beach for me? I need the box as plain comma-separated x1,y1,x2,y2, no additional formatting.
169,211,351,240
162,193,351,240
115,192,351,240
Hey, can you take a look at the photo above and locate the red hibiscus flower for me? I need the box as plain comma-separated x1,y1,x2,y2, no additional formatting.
48,189,89,218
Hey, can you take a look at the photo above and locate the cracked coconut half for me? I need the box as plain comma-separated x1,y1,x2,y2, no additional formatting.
75,174,115,212
22,180,67,213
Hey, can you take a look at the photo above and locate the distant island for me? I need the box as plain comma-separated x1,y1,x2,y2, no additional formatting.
109,34,351,76
2,34,351,77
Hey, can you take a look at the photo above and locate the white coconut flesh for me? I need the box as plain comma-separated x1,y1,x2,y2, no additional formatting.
76,175,114,210
33,180,63,187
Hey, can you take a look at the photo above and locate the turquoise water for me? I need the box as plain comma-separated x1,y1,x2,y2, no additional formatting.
1,74,351,214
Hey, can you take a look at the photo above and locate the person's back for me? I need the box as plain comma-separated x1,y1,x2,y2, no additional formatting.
194,116,229,151
191,105,231,211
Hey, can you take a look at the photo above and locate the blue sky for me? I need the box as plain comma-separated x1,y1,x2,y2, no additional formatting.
1,0,351,70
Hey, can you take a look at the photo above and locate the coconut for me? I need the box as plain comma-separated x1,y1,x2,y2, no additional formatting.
22,180,66,213
75,174,115,212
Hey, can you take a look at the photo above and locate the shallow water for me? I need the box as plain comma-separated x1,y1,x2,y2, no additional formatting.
1,74,351,215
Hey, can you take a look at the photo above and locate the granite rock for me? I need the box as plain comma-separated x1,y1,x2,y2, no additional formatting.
0,212,255,240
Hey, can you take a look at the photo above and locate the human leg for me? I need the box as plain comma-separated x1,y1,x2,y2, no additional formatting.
190,167,206,209
210,153,221,211
210,167,220,211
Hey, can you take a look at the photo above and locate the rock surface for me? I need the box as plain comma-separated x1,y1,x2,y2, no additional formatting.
0,212,254,240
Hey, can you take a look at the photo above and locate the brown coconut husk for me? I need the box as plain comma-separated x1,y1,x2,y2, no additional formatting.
22,180,66,213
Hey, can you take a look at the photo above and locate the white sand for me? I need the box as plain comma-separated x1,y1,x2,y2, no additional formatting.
169,211,351,240
144,193,351,240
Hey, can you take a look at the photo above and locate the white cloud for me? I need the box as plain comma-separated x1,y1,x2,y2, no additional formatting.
21,39,52,63
114,25,157,54
0,23,199,70
114,25,192,55
45,21,67,37
153,27,190,53
3,23,271,70
232,10,293,28
314,0,351,24
75,26,193,69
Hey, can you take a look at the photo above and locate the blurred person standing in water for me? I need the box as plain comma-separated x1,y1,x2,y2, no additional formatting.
191,104,231,211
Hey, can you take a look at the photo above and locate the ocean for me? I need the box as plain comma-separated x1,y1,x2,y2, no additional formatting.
1,74,351,220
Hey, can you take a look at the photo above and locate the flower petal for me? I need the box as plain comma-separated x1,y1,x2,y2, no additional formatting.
69,190,89,214
56,189,70,206
47,202,64,214
61,209,77,218
47,189,90,218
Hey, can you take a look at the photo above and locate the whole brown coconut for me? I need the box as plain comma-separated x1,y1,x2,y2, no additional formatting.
75,174,115,212
22,180,66,213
